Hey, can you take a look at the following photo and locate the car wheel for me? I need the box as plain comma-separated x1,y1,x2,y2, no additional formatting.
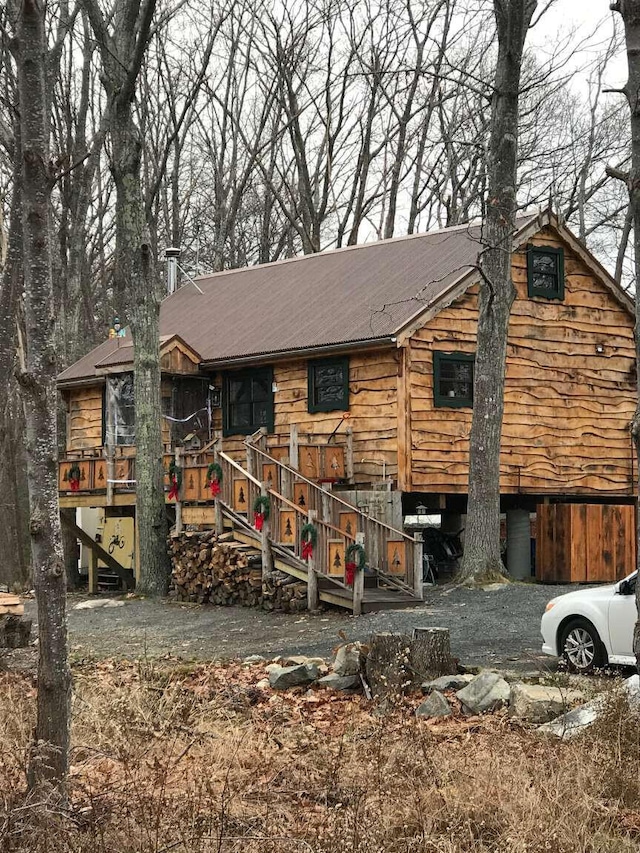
560,619,606,674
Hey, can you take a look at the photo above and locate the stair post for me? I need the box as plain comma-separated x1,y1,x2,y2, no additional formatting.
174,447,183,535
345,427,354,482
289,423,299,470
213,446,224,535
353,531,365,616
413,534,424,600
260,482,274,583
106,445,115,506
306,509,318,611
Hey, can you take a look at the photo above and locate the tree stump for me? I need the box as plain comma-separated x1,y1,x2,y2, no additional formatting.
365,633,411,703
410,627,455,683
0,615,32,648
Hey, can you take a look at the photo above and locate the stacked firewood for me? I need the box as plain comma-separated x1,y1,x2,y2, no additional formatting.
169,532,308,612
263,571,308,613
170,531,262,605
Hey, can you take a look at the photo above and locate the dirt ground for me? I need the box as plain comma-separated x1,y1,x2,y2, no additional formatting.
20,580,576,673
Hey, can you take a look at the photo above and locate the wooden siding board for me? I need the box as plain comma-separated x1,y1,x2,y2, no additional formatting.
408,226,635,495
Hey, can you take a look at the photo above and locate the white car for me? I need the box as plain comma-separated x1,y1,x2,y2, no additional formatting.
541,572,638,672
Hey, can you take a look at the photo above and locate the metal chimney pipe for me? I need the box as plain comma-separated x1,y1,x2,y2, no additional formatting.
165,247,180,295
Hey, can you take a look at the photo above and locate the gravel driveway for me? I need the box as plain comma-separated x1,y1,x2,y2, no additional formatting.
24,581,572,674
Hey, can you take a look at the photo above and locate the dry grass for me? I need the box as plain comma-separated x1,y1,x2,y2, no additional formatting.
1,659,639,852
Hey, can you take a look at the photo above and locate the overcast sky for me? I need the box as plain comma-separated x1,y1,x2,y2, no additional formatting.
532,0,626,87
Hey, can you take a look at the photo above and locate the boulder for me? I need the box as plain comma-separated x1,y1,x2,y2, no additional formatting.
317,673,361,691
422,674,473,695
332,643,363,676
539,675,640,739
456,671,511,714
509,683,585,724
269,663,320,690
416,690,452,719
243,655,266,665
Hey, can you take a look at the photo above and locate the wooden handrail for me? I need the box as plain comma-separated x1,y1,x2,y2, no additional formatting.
218,450,262,487
245,440,414,543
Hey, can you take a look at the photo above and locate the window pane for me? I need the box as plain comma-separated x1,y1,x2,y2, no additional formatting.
252,375,270,401
106,374,135,445
230,403,252,428
532,252,557,274
253,401,269,426
229,378,250,403
532,273,557,292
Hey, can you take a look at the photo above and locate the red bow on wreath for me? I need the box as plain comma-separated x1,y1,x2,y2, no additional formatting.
168,475,180,501
253,495,270,531
68,464,81,492
345,561,356,586
206,463,223,498
300,522,317,562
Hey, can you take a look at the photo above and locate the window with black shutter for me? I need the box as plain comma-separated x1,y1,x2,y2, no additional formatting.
223,368,274,435
527,245,565,300
308,357,349,413
433,352,474,408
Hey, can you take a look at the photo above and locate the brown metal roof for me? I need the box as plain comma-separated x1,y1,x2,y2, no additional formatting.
58,216,540,384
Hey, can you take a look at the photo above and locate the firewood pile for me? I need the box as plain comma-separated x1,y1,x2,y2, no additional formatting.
169,531,308,612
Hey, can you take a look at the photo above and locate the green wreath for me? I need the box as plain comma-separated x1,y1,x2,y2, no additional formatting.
206,462,223,485
252,494,271,519
345,543,367,570
300,523,318,547
168,461,183,489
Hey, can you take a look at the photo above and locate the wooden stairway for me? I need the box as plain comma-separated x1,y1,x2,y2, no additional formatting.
211,440,424,613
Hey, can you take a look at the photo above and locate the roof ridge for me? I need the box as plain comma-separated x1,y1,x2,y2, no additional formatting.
166,214,536,294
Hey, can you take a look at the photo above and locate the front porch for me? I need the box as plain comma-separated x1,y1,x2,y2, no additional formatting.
58,431,423,613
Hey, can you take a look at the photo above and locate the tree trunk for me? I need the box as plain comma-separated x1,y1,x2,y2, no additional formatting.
457,0,537,585
81,0,170,596
112,103,169,596
16,0,71,789
410,627,456,682
365,633,411,703
612,0,640,674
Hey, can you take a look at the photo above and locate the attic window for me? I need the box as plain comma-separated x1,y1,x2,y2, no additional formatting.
433,352,474,408
308,357,349,413
527,245,565,300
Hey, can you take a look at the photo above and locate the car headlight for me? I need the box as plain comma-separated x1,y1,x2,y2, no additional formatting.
544,601,556,613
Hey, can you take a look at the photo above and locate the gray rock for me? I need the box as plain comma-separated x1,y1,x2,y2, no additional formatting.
539,674,640,739
416,690,452,719
332,643,363,676
317,673,361,691
243,654,266,665
269,663,320,690
456,671,511,714
509,683,584,724
422,674,473,694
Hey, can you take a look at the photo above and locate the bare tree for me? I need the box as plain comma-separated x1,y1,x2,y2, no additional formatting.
82,0,170,595
457,0,537,585
14,0,71,787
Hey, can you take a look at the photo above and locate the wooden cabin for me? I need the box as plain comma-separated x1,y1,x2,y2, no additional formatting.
57,210,637,600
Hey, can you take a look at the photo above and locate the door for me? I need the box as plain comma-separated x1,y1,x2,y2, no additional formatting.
608,575,637,659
